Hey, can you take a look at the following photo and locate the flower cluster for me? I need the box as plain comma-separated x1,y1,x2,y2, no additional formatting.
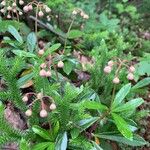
23,1,51,19
104,59,136,84
23,92,56,118
72,9,89,19
0,0,23,19
38,42,64,78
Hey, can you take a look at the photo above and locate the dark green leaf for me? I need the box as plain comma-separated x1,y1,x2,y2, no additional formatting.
56,132,68,150
82,101,108,111
12,50,37,58
32,125,51,140
132,77,150,90
77,117,99,131
8,25,23,44
44,43,61,56
68,30,83,39
19,139,30,150
32,142,52,150
112,98,144,112
27,32,37,52
63,61,73,75
112,113,133,140
112,83,131,109
95,134,147,146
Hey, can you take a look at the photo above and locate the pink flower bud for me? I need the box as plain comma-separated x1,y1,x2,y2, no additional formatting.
127,73,134,80
19,11,23,15
19,0,24,5
1,1,5,6
22,95,28,102
113,77,120,84
72,10,78,15
108,60,114,67
129,66,135,73
38,11,44,17
40,63,46,69
39,69,47,77
0,9,5,13
50,103,56,110
38,50,44,56
28,5,33,11
25,109,32,116
40,109,48,118
7,14,11,19
46,71,51,77
12,2,17,7
45,7,51,13
57,61,64,68
104,66,112,74
83,14,89,19
23,6,29,13
7,6,12,11
37,92,43,99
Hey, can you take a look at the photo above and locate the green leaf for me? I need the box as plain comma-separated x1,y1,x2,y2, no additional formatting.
12,50,37,58
47,144,55,150
32,125,51,140
112,98,144,112
17,72,34,87
95,134,147,146
132,77,150,90
77,117,99,131
53,121,60,138
19,139,30,150
8,25,23,44
56,132,68,150
0,20,20,33
68,30,83,39
32,142,52,150
63,61,73,75
82,101,108,111
27,32,37,52
44,43,61,56
112,83,131,109
112,113,133,140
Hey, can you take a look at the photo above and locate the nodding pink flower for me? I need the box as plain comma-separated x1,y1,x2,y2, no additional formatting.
7,6,12,11
104,66,112,74
12,2,17,7
129,66,135,73
113,77,120,84
127,73,134,80
22,95,28,102
40,63,47,69
57,61,64,68
50,103,56,110
28,5,33,11
1,1,6,6
38,11,44,17
19,0,24,5
108,60,114,67
39,69,47,77
23,6,29,13
25,109,32,116
46,71,51,77
38,50,44,56
45,7,51,13
40,109,48,118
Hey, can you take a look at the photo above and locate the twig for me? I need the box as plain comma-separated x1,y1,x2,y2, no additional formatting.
29,15,67,39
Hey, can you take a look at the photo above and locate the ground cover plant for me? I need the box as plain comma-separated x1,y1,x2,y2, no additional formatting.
0,0,150,149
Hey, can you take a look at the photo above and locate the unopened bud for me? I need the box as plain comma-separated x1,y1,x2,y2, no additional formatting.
113,77,120,84
50,103,56,110
104,66,112,74
127,73,134,80
40,109,48,118
57,60,64,68
25,109,32,116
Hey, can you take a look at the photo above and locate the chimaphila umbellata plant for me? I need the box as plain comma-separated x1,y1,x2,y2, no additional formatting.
0,0,149,149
